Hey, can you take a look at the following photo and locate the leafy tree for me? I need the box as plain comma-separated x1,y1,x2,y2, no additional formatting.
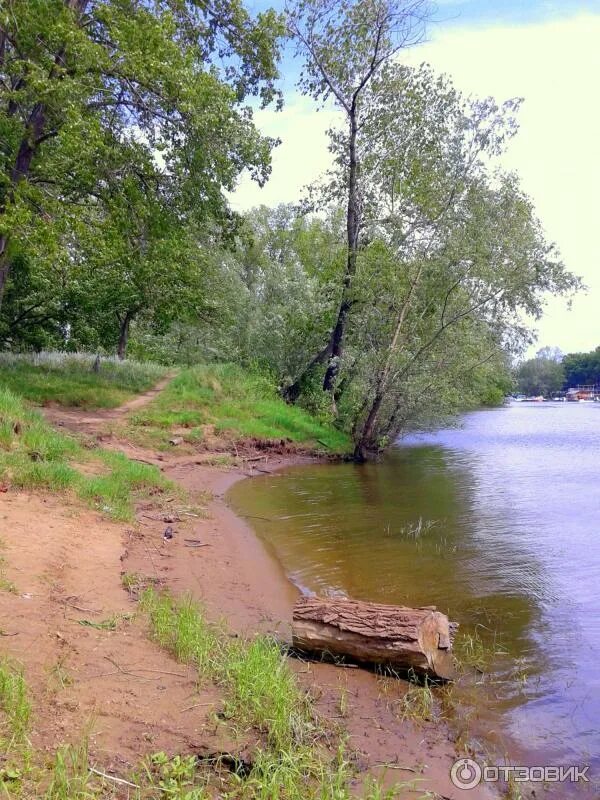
0,0,284,307
536,345,563,362
562,347,600,387
286,0,431,397
275,62,578,457
515,356,565,397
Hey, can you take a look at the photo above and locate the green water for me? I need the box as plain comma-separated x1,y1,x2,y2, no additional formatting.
227,404,600,788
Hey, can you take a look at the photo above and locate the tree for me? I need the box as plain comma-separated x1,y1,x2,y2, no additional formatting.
293,63,579,458
536,346,563,362
562,346,600,387
69,169,215,359
516,356,565,397
231,205,345,383
286,0,430,399
0,0,284,308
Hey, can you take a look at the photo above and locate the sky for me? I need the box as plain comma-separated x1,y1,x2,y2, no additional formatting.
231,0,600,355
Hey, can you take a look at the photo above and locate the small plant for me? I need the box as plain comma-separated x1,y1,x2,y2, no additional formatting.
396,674,435,723
77,613,133,631
337,687,349,717
399,517,439,539
143,752,205,798
121,571,162,598
0,660,31,748
44,741,94,800
48,658,73,691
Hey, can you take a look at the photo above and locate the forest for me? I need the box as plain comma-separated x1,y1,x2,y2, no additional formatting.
515,346,600,396
0,0,580,459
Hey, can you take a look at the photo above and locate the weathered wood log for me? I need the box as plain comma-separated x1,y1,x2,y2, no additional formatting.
292,596,455,680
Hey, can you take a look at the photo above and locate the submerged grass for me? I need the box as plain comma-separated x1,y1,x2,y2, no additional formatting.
0,387,172,520
0,351,166,409
130,363,350,453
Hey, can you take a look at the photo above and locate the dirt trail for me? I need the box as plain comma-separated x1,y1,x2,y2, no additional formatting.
2,377,496,798
42,371,176,434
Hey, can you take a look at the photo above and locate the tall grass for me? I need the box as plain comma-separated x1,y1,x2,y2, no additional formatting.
131,363,350,453
0,351,166,408
0,388,171,519
0,660,31,748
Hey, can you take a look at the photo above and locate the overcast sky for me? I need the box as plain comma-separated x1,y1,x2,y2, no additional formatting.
231,0,600,355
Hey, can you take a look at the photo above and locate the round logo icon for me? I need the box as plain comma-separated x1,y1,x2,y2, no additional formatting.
450,758,482,790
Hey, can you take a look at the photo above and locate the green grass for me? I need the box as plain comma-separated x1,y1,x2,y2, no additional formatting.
0,660,31,749
0,351,166,409
138,588,411,799
0,612,412,799
130,363,351,453
140,589,313,750
0,387,172,520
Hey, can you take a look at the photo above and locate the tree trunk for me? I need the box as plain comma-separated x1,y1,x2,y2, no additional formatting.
322,108,360,393
292,596,455,680
0,0,88,310
0,236,10,303
117,310,133,360
353,266,424,459
281,340,332,403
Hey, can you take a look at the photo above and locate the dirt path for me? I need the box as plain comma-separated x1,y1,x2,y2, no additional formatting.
2,378,496,798
42,371,176,434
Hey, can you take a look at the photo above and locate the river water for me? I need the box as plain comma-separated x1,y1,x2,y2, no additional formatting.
227,403,599,791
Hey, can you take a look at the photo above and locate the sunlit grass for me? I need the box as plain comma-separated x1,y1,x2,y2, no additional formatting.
0,351,166,409
130,363,350,453
137,588,413,798
0,388,172,520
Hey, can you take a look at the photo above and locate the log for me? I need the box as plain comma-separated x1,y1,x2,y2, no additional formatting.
292,596,455,680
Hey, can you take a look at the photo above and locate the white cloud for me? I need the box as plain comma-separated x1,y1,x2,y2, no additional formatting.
231,13,600,353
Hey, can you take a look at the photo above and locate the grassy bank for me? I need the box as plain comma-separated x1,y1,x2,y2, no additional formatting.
0,352,166,409
0,388,170,520
129,363,351,453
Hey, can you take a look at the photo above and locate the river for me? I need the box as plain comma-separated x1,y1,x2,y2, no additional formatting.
227,402,599,794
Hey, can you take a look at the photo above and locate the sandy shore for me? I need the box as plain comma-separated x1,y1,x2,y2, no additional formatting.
33,398,497,797
149,456,497,799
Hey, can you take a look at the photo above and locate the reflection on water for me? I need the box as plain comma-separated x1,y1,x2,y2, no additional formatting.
227,403,600,783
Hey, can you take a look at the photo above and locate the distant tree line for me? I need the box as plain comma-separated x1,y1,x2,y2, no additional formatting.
515,346,600,396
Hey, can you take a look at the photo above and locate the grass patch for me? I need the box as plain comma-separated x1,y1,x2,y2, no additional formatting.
0,351,166,409
0,660,31,749
130,363,351,453
0,387,172,520
138,589,413,798
0,626,413,799
396,678,435,723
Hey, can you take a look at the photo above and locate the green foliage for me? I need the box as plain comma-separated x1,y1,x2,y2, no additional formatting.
0,660,31,748
0,351,166,408
44,742,95,800
515,355,565,397
0,387,171,519
562,346,600,387
130,364,350,452
0,0,285,355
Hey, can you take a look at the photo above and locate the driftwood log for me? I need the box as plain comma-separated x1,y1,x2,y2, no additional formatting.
292,596,456,680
